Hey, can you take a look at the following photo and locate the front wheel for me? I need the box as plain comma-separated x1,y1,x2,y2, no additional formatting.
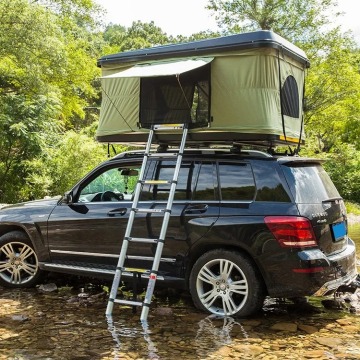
189,249,265,317
0,231,43,288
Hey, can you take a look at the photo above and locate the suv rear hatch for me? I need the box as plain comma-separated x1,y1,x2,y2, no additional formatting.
280,158,348,256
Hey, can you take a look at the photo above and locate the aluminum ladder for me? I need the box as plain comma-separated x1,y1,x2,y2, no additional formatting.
106,123,188,322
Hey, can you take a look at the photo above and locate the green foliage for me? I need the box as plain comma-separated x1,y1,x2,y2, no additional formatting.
22,130,110,200
206,0,340,42
345,201,360,216
302,143,360,203
304,32,360,152
1,0,360,207
0,0,103,203
103,21,171,54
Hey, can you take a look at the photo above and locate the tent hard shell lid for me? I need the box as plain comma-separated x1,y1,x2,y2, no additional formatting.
96,30,310,147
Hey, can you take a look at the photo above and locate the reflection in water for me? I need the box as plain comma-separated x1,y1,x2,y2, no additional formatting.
107,315,159,360
106,313,250,359
196,314,248,346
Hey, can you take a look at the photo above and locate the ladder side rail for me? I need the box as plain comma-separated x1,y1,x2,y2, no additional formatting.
140,126,188,321
106,128,155,316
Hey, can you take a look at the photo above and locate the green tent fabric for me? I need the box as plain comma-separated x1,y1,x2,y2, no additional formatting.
96,32,308,146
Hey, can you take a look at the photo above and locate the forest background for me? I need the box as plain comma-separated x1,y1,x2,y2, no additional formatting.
1,0,360,210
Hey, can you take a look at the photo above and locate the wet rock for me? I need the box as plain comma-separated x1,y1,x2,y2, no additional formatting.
270,322,298,332
11,314,29,322
242,319,262,327
315,337,343,348
303,349,329,358
77,291,90,299
233,343,265,356
336,318,352,326
38,283,58,292
154,307,173,316
67,296,79,303
298,324,318,334
321,298,347,310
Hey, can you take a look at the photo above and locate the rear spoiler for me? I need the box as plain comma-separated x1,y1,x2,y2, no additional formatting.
277,157,325,165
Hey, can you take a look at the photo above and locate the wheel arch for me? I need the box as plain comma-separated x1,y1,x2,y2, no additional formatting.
0,225,30,239
0,225,49,262
186,242,268,294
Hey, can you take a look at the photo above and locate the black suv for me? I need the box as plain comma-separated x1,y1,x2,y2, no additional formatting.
0,148,358,317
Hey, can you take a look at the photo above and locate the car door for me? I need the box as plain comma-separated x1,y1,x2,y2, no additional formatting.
46,160,146,267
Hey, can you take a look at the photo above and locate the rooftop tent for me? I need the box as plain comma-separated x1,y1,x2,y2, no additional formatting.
97,30,310,146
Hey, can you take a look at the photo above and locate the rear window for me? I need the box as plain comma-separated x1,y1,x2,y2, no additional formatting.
282,163,340,204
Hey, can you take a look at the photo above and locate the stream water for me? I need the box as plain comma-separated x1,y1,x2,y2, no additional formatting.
0,226,359,360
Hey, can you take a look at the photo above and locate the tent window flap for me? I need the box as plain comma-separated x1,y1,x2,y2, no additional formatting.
139,61,212,128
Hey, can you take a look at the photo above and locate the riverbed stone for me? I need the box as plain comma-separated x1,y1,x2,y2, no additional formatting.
298,324,319,334
315,336,343,347
270,322,298,332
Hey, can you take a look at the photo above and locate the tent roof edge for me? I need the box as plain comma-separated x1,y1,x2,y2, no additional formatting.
97,30,310,68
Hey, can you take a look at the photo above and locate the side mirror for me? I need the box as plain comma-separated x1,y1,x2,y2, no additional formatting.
62,191,73,204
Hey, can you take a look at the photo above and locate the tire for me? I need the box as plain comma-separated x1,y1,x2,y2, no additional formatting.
0,231,43,288
189,249,265,317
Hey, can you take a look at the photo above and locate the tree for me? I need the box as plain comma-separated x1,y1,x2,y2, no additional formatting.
23,130,110,200
304,32,360,152
0,0,103,203
102,21,171,54
206,0,341,43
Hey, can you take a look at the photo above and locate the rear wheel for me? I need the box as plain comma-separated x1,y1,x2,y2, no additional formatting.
0,231,43,288
189,249,265,317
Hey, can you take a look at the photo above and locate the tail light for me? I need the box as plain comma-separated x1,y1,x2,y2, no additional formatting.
264,216,317,248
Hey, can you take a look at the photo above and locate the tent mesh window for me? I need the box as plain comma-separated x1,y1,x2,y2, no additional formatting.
281,75,299,118
139,64,211,128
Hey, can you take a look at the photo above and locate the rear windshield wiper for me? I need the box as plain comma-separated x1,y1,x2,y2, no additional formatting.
322,197,343,203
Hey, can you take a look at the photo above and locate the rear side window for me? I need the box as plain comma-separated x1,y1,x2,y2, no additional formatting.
218,162,255,201
140,160,217,201
141,160,193,201
252,161,291,202
282,163,340,204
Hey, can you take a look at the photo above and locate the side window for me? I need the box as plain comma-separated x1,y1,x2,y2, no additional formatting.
78,163,141,202
253,161,291,202
218,162,255,201
192,162,217,200
140,161,193,201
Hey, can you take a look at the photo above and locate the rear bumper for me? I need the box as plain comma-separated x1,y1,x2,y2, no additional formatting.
264,238,358,298
300,238,358,296
310,239,358,296
312,267,358,296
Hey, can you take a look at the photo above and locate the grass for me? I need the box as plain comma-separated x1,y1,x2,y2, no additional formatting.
345,201,360,216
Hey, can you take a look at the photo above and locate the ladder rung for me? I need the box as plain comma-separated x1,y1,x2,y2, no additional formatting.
122,270,165,280
134,208,164,214
148,152,178,157
142,180,170,185
123,267,150,273
153,124,184,130
128,237,158,243
114,299,143,307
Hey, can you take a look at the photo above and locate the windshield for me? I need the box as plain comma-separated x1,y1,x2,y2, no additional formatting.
282,163,340,204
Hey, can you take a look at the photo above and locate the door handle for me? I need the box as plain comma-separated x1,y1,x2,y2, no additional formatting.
107,208,127,217
184,204,209,214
